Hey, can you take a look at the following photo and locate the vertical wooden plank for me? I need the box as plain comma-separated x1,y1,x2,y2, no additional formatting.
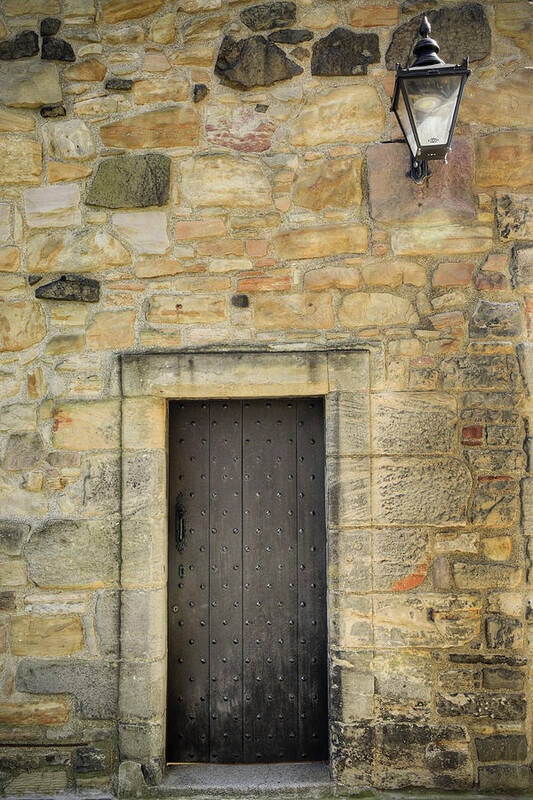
167,401,211,762
297,398,328,760
242,399,299,762
208,400,243,762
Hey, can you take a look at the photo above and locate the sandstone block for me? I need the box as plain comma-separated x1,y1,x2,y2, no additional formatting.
0,108,36,132
254,292,334,330
392,225,492,256
100,107,199,149
65,58,106,82
147,295,226,324
122,450,166,523
375,595,481,649
373,528,429,592
339,292,418,328
0,559,27,585
0,522,29,555
42,119,95,161
0,62,62,108
0,246,19,272
371,392,456,455
103,0,164,23
349,5,398,26
119,659,165,722
274,224,367,260
48,162,93,183
134,77,187,105
477,132,533,188
463,69,533,129
122,397,166,450
11,616,84,656
0,137,42,185
0,301,46,352
16,659,118,719
443,354,519,390
0,699,69,726
25,519,120,589
433,261,474,287
328,530,371,593
293,158,362,211
121,517,166,589
206,105,276,153
496,194,533,242
149,13,176,43
86,310,136,350
325,393,370,456
4,432,43,472
327,457,371,527
181,154,271,209
475,735,528,763
373,457,471,525
479,765,531,793
469,301,521,338
304,266,360,291
469,479,519,527
53,399,120,450
175,218,226,240
495,3,533,59
27,229,131,273
24,184,81,229
112,210,169,254
0,203,10,242
136,258,186,278
121,590,165,660
511,247,533,289
290,85,385,145
368,140,474,224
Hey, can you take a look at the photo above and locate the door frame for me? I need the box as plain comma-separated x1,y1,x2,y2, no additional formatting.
118,348,373,786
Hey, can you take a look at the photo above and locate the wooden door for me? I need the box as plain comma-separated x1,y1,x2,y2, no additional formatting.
167,398,327,764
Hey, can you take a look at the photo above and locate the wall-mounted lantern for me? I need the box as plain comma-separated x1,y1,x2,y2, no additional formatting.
391,16,470,183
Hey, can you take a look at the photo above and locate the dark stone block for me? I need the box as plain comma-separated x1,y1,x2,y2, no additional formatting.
485,616,523,649
311,28,380,76
0,31,39,60
241,2,296,31
436,692,526,720
0,521,30,555
193,83,209,103
0,591,16,611
255,103,268,112
386,3,491,70
86,153,170,208
105,77,133,91
442,354,520,391
35,275,99,302
479,764,531,792
40,17,61,36
424,744,468,773
268,28,313,43
290,46,309,61
215,34,303,89
75,746,106,773
469,300,521,338
28,274,42,285
231,294,249,308
16,659,118,719
41,36,76,62
40,104,66,117
475,734,528,763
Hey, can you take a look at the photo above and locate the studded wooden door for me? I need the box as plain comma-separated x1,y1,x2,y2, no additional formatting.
167,398,328,764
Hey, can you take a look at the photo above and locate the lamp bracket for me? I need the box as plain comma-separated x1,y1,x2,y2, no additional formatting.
409,156,431,184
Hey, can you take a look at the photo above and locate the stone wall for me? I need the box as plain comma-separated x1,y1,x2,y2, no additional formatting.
0,0,531,795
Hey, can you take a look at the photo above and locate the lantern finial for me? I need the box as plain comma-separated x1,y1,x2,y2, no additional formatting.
419,15,431,37
411,14,444,67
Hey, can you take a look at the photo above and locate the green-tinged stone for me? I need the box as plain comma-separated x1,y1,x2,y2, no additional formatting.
86,153,170,208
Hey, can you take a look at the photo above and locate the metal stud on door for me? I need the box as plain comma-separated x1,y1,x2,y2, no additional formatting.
167,399,327,764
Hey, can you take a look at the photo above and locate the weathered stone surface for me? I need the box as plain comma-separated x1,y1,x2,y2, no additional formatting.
293,158,361,211
25,520,120,588
24,184,81,229
350,5,398,26
112,210,169,254
0,521,29,555
86,154,170,208
0,107,35,132
4,0,60,12
100,107,199,149
106,77,133,91
479,765,531,793
495,3,533,60
42,37,76,62
0,699,69,726
304,266,360,291
86,309,136,349
183,12,230,42
339,292,418,328
103,0,164,23
75,745,106,773
327,458,371,528
373,457,471,525
0,246,20,271
0,61,62,108
483,667,524,691
433,261,474,287
11,616,84,656
53,399,120,450
147,295,225,325
392,225,492,256
477,132,533,189
269,28,312,43
0,300,46,352
41,17,61,36
181,154,271,209
486,616,522,650
28,229,131,273
16,659,118,719
437,692,526,721
254,292,334,331
274,224,367,260
241,2,295,31
0,31,39,60
206,106,276,153
290,85,385,145
0,136,42,185
371,393,456,455
4,433,43,471
95,591,119,656
368,140,474,224
42,119,95,161
48,162,92,183
40,104,66,118
386,3,490,70
443,354,520,391
193,83,209,102
215,35,303,89
463,69,533,130
311,28,379,76
469,301,521,338
373,529,429,592
470,479,519,527
511,247,533,289
496,194,533,242
36,275,100,303
134,77,187,105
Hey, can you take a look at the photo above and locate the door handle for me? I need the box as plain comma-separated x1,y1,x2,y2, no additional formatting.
175,496,185,552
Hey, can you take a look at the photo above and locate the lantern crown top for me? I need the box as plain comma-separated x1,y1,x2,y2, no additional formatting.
411,14,445,67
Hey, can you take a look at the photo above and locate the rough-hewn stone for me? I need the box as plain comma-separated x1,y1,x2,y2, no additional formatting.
269,28,312,43
0,301,46,352
339,292,418,328
27,229,131,273
100,107,199,149
24,184,81,228
371,393,456,455
511,247,533,289
36,275,99,302
42,36,76,62
290,85,385,145
477,132,533,188
42,119,95,161
103,0,164,23
254,292,334,330
11,616,84,656
106,77,133,91
479,765,531,793
0,62,61,108
469,301,521,338
495,3,533,60
86,154,170,208
293,158,362,211
311,28,379,76
181,154,272,209
0,136,42,185
215,35,303,89
274,224,367,259
41,17,61,36
112,210,169,254
241,2,296,31
206,105,276,153
392,225,492,256
0,31,39,60
3,432,43,471
496,195,533,242
0,521,29,555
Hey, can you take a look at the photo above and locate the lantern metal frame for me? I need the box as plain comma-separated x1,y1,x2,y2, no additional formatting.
391,16,471,183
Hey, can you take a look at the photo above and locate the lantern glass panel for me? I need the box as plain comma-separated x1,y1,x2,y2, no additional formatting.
404,72,463,148
395,84,418,158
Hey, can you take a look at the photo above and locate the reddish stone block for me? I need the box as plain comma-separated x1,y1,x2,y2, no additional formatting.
237,275,291,292
475,270,508,290
196,238,244,257
246,239,269,258
433,261,475,287
462,425,484,445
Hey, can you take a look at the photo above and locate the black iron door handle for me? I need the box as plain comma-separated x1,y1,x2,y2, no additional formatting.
175,496,185,552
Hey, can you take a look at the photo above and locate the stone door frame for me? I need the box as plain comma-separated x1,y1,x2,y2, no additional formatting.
118,347,373,783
